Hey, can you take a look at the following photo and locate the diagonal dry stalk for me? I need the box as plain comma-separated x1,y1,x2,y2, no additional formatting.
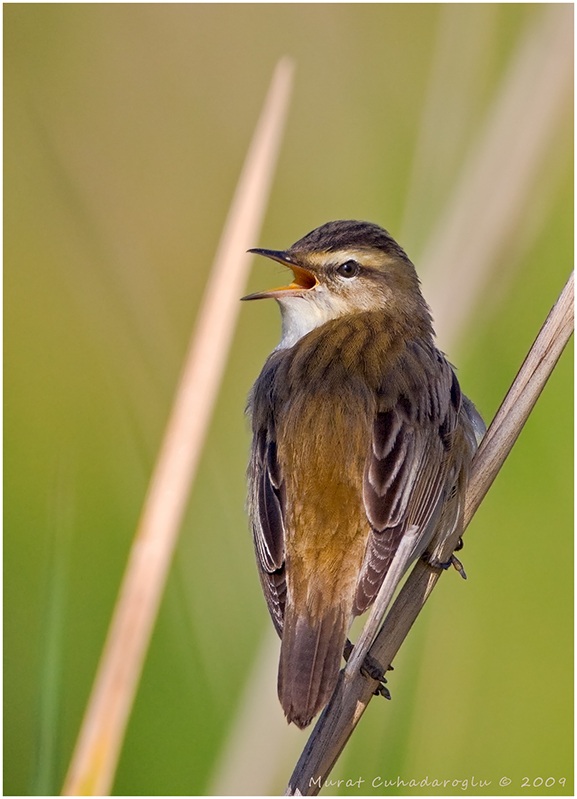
61,57,294,797
286,271,573,796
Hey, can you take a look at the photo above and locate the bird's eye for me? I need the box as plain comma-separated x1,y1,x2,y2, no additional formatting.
336,260,360,278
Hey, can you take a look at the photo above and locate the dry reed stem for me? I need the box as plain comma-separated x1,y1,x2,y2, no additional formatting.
286,271,573,795
62,57,294,797
464,272,574,525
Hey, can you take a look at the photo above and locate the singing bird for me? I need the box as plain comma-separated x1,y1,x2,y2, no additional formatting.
243,221,484,729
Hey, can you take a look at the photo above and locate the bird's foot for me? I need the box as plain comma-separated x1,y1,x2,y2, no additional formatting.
425,542,467,580
343,639,392,699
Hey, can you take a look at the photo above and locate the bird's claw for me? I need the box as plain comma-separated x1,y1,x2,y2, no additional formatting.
427,553,467,579
373,682,391,699
361,654,391,699
343,639,392,699
448,554,467,579
426,537,467,580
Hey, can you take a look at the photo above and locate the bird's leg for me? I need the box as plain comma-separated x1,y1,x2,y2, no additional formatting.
343,639,391,699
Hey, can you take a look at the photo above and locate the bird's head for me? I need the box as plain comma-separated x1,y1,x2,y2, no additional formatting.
242,220,431,349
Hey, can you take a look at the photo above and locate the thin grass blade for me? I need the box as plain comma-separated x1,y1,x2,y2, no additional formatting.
61,57,294,797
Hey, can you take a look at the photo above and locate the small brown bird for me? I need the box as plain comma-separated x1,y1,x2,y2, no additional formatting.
243,221,484,729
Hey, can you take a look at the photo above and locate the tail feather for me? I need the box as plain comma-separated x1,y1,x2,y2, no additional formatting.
278,605,347,729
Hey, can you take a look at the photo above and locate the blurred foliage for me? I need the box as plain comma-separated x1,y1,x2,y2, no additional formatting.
4,4,572,796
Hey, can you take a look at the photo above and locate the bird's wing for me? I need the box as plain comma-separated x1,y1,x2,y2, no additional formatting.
248,426,287,636
354,342,465,615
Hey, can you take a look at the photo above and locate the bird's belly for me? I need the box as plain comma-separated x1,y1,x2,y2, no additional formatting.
278,402,372,618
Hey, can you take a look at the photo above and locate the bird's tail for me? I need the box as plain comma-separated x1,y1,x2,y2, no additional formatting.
278,604,347,729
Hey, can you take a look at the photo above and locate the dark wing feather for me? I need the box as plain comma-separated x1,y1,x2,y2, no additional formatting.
354,343,464,615
248,427,287,637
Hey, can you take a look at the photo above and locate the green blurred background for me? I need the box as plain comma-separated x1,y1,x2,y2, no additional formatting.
5,4,573,796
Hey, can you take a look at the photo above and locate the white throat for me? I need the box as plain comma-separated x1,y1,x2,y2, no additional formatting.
275,285,352,350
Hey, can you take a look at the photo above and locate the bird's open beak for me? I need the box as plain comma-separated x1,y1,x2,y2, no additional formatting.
241,248,318,301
